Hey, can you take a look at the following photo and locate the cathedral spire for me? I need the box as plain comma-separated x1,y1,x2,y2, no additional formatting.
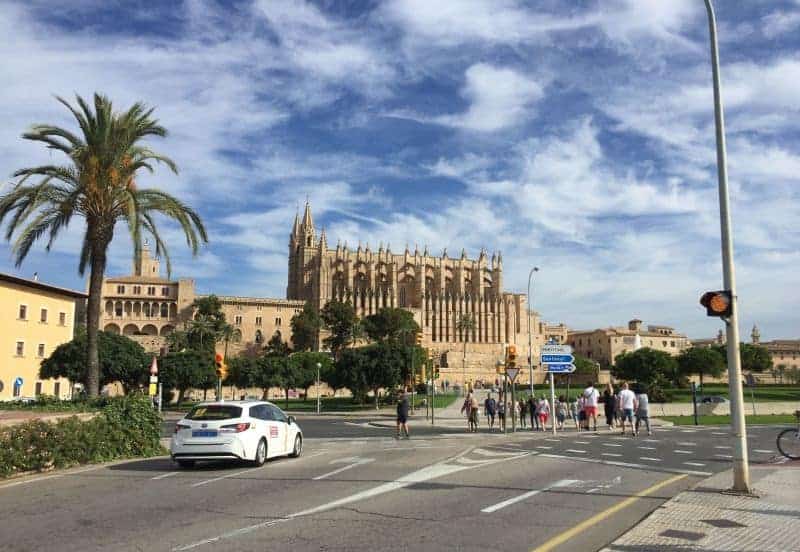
301,200,314,231
319,228,327,250
291,210,300,239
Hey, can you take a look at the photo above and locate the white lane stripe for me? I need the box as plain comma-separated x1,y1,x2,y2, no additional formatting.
191,469,253,488
545,439,560,442
574,441,590,444
754,449,774,454
714,454,733,459
481,479,580,513
638,446,656,450
152,471,179,480
601,453,622,458
0,464,104,489
312,459,374,480
714,445,732,449
684,462,706,467
674,450,693,455
640,457,662,462
473,448,521,457
712,432,727,435
539,453,712,477
677,442,696,447
643,439,659,443
535,446,552,450
565,449,586,454
603,443,622,447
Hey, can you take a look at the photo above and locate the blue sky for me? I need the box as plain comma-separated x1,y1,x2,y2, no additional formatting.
1,0,798,340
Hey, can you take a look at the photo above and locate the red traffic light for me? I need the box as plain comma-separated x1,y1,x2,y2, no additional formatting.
700,290,732,317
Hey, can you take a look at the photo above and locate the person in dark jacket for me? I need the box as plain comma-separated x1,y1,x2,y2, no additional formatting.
603,383,616,430
396,387,410,439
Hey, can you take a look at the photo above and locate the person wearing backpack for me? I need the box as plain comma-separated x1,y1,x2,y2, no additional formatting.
484,394,497,431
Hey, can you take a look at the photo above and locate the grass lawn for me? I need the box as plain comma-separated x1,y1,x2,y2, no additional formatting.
510,384,800,403
660,414,798,426
412,393,459,409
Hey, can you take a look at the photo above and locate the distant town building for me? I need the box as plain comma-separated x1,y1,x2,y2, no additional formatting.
568,319,691,368
1,272,85,400
212,295,304,356
286,201,564,385
751,325,800,376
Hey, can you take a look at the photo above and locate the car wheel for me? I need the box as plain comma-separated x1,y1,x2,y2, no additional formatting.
176,460,195,469
252,438,267,467
289,434,303,458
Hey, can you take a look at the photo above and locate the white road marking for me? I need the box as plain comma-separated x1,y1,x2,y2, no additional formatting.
684,462,706,467
0,464,104,490
481,479,580,513
535,446,552,450
565,449,586,454
312,458,374,480
603,443,622,447
754,449,774,454
638,446,656,451
152,471,179,480
191,469,253,488
640,457,662,462
674,450,693,455
680,430,697,433
714,454,733,459
712,432,727,435
473,448,520,457
677,442,696,447
643,439,659,443
539,453,711,477
714,445,732,450
545,439,560,442
601,453,622,458
574,441,590,444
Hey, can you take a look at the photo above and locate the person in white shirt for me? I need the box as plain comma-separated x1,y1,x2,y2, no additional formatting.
618,382,638,436
582,383,600,432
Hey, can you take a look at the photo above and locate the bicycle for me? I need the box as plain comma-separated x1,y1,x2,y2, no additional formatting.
776,410,800,460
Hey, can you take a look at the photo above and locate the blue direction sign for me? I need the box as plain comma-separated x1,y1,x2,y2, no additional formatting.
543,363,576,373
540,354,574,364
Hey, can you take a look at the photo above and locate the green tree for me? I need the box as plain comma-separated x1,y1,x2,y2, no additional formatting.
40,330,149,393
290,352,333,399
246,355,281,400
613,348,677,400
265,331,291,357
320,301,358,358
291,301,322,352
159,350,215,403
361,343,403,408
186,314,218,353
334,347,370,403
572,354,598,378
739,343,773,374
677,346,725,392
0,94,207,396
362,308,420,344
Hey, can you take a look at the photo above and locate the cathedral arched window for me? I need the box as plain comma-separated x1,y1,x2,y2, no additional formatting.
307,236,312,246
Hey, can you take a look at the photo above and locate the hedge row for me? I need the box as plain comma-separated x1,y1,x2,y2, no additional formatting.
0,394,164,478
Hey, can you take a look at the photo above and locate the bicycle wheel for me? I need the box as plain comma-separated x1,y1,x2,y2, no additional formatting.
776,428,800,460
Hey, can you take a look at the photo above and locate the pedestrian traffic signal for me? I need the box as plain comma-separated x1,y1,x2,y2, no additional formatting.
215,353,228,380
700,290,733,318
506,344,517,368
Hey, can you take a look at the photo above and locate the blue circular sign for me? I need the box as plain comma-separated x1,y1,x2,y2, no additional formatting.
14,377,23,387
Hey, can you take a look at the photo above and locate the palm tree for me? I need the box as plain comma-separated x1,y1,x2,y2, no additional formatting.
0,94,207,396
187,315,217,351
456,314,476,391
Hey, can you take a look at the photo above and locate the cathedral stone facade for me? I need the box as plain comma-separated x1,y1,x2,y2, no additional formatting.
288,202,548,385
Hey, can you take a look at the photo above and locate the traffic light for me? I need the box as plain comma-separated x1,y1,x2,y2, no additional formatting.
215,353,228,380
506,344,517,368
415,330,423,346
700,290,733,318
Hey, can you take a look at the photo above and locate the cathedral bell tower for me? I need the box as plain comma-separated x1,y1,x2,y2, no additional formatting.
287,201,318,302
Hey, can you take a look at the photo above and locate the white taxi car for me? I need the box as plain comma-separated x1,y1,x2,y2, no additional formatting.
170,401,303,468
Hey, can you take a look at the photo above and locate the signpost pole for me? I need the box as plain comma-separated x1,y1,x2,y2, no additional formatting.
157,383,163,413
503,376,508,434
511,376,516,433
550,372,557,434
431,365,436,426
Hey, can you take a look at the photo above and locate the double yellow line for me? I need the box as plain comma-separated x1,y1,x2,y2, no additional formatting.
531,473,688,552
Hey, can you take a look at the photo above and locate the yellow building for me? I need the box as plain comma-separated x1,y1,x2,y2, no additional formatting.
1,272,85,400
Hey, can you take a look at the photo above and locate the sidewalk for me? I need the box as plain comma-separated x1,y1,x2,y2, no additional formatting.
601,463,800,552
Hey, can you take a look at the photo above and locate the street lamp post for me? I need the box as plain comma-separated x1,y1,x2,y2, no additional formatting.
703,0,750,493
527,267,539,396
316,362,321,415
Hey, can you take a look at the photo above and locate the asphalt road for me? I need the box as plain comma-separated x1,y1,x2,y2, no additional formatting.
2,422,788,552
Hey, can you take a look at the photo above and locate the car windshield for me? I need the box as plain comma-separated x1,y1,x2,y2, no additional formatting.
186,405,243,420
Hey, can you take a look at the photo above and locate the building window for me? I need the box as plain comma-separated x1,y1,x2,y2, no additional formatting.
15,341,24,356
13,382,21,398
115,303,123,317
662,340,667,347
18,304,27,320
161,287,169,296
147,286,156,296
256,305,262,311
255,316,262,326
40,308,48,323
143,304,151,317
236,304,243,310
275,317,281,326
255,329,263,344
133,286,141,294
160,303,168,317
117,285,125,294
35,382,42,396
59,312,66,326
234,315,242,326
54,382,60,397
37,344,45,358
670,340,675,347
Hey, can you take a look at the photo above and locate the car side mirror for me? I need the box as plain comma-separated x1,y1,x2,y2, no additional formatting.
288,415,296,425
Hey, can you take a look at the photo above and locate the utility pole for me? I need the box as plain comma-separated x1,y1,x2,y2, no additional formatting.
527,267,539,396
703,0,750,493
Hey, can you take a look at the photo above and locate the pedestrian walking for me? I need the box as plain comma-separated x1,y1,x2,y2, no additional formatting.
396,387,410,439
461,392,473,431
537,395,550,431
528,395,538,430
582,382,600,432
618,382,637,436
570,396,580,430
469,393,479,432
485,394,497,430
556,395,567,430
519,399,528,429
603,383,615,430
635,386,651,436
498,399,506,431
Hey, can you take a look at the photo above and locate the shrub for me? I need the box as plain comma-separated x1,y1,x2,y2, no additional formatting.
0,394,164,478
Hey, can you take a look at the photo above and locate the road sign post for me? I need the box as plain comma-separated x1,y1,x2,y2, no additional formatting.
540,344,575,435
505,367,520,433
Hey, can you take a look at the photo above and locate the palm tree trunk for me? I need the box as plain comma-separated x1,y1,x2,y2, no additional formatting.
86,233,111,397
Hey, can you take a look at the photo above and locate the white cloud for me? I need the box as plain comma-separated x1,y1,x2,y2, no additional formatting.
762,8,800,38
435,64,544,132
